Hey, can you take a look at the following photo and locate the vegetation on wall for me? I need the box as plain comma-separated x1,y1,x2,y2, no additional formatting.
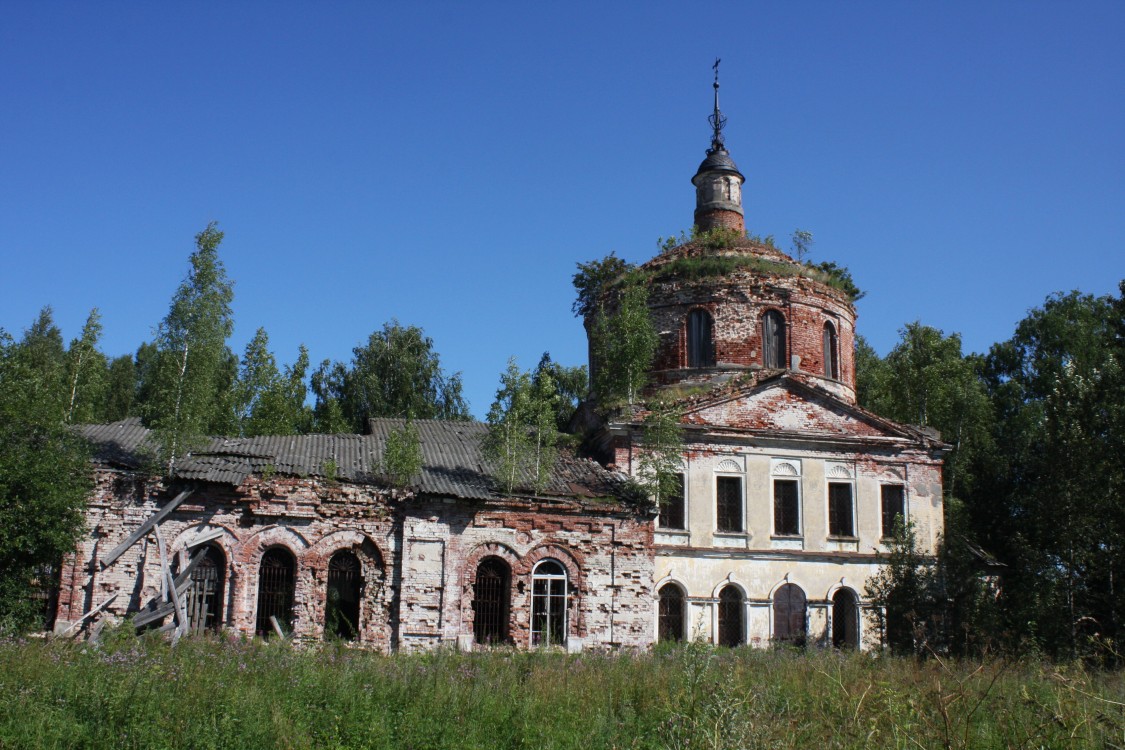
484,358,559,495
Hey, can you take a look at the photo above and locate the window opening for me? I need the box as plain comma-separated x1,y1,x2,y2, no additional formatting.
473,557,511,645
30,562,61,632
823,322,838,379
255,548,296,638
687,309,716,368
716,476,743,533
763,310,787,369
327,550,363,640
658,584,686,642
773,479,800,536
531,560,568,646
881,485,906,538
773,583,807,646
184,545,225,633
658,473,686,530
828,483,855,537
717,585,745,647
832,588,860,649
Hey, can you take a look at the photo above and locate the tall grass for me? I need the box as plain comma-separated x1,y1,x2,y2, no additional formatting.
0,632,1121,749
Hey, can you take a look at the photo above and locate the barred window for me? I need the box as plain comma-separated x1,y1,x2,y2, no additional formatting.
717,585,744,647
473,558,511,645
832,588,860,649
255,548,296,638
658,584,686,643
881,485,906,538
184,545,225,633
658,473,686,530
716,476,743,533
773,479,800,536
828,483,855,537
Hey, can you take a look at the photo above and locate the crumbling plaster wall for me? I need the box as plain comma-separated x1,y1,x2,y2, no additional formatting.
57,468,653,652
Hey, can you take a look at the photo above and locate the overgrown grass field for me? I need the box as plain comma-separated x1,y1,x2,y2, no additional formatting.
0,633,1121,749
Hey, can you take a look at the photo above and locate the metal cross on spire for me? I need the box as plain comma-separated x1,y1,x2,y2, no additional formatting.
708,57,727,152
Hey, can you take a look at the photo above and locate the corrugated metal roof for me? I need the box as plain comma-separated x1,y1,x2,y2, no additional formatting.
76,418,630,503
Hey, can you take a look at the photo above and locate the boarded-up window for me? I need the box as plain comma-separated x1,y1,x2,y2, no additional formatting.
763,310,786,369
718,585,744,647
823,322,838,379
716,476,743,533
773,479,800,536
531,560,567,647
185,545,224,633
828,483,855,537
832,588,860,649
881,485,906,538
658,584,685,642
773,583,806,646
327,550,363,640
473,558,511,645
658,473,686,530
687,309,716,368
256,548,296,638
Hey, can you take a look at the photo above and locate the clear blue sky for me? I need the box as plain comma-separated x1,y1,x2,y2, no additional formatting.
2,3,1122,419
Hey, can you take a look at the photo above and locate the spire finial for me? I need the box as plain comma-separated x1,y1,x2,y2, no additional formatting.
708,57,727,152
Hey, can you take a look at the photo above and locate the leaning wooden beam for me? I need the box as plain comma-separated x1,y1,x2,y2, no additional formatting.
101,487,194,569
155,527,188,643
270,615,287,639
131,547,208,629
185,528,223,549
58,593,119,638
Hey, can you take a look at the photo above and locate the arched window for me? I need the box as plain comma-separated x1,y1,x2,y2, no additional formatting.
823,322,838,379
531,560,568,646
762,310,787,369
658,583,686,642
327,550,363,641
717,585,744,647
687,309,715,368
184,545,225,633
773,583,807,647
256,548,296,638
832,588,860,649
473,557,511,645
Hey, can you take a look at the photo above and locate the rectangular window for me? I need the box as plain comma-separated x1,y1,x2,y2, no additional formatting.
716,476,743,533
658,473,686,530
828,482,855,537
773,479,800,536
881,485,905,538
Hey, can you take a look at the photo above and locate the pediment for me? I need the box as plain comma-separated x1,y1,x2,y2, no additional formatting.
680,376,913,441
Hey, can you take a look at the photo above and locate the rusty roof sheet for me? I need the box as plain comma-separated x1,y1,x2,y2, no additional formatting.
76,418,630,503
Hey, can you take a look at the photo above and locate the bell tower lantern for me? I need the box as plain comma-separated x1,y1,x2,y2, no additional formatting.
692,59,746,233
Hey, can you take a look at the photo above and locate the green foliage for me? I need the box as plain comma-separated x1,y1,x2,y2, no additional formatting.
572,252,634,318
313,320,470,432
791,229,813,263
0,638,1120,749
63,309,108,424
807,260,865,302
102,354,137,422
141,222,236,474
532,352,588,431
0,327,92,631
484,358,558,495
634,400,684,505
234,329,310,436
589,283,657,407
866,520,942,655
381,419,423,488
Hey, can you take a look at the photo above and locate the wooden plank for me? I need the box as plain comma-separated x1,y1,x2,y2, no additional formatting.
58,593,118,637
101,488,194,569
186,528,223,548
270,615,286,639
131,547,209,629
155,527,187,643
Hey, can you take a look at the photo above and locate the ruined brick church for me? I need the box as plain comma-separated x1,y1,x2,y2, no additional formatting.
53,77,946,651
